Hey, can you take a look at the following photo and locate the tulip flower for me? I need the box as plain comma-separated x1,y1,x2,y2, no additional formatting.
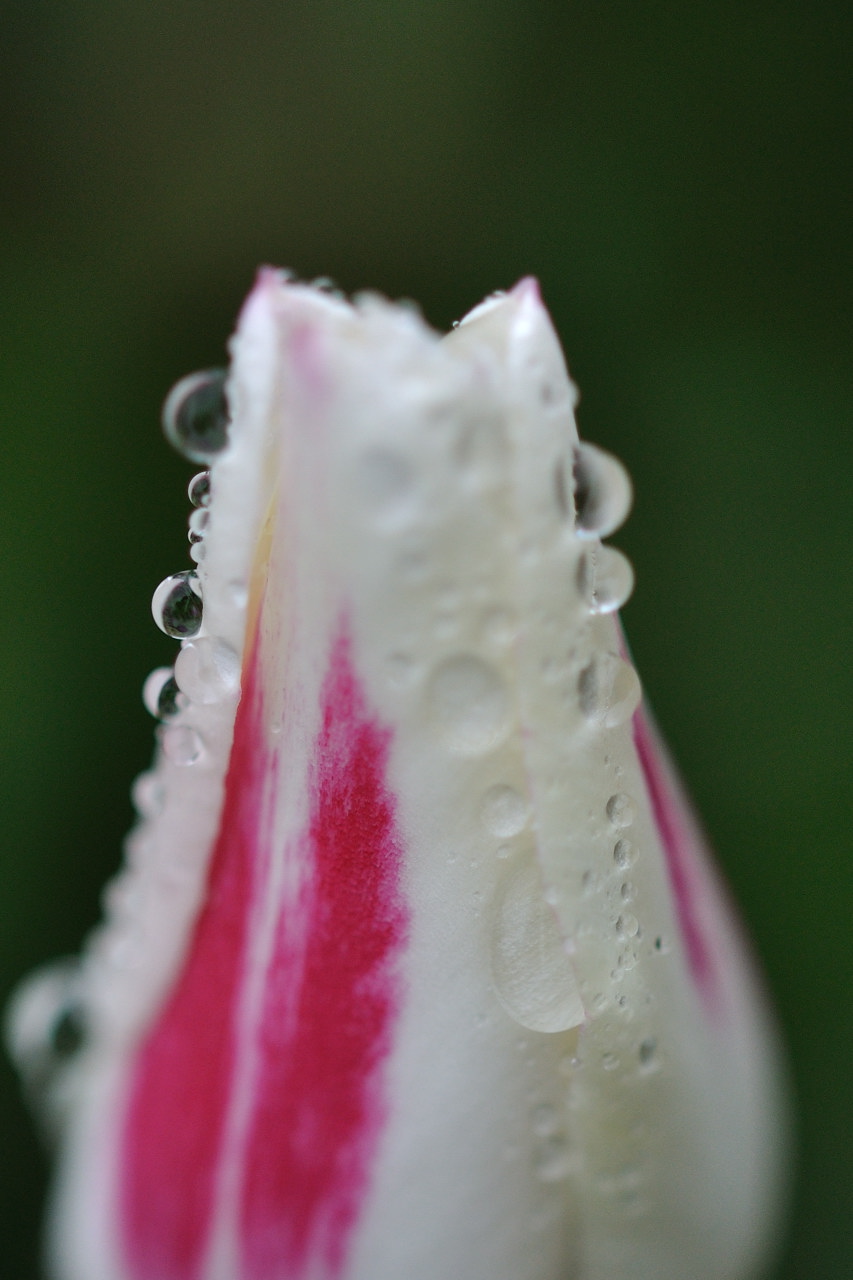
7,273,787,1280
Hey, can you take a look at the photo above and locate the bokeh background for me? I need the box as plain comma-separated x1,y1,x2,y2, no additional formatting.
1,2,850,1277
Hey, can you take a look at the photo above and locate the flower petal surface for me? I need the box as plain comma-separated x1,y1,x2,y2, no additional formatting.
7,275,787,1280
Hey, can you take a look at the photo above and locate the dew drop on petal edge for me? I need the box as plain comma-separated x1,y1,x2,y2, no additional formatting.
572,441,633,539
142,667,185,720
162,369,230,464
151,570,203,639
187,470,211,507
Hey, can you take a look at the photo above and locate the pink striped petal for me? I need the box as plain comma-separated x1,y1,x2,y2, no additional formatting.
6,274,788,1280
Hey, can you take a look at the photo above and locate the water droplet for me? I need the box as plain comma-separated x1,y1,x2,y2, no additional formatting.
174,636,240,704
5,961,85,1081
152,571,203,639
577,545,635,614
162,369,230,464
142,667,185,719
613,838,637,870
496,843,512,860
602,1052,620,1072
189,541,206,564
616,912,640,938
229,580,249,609
161,724,203,766
535,1136,575,1182
131,770,164,818
606,792,635,828
577,653,641,728
188,470,211,507
572,442,632,538
188,508,209,541
620,880,637,904
428,655,510,755
491,859,584,1034
531,1103,560,1137
480,784,529,838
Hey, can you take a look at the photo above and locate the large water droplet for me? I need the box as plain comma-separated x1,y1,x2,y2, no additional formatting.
576,545,635,614
142,667,185,719
428,655,510,755
152,571,203,639
481,784,529,838
577,652,641,728
572,442,632,539
174,636,240,704
188,470,211,507
162,369,230,463
491,859,584,1034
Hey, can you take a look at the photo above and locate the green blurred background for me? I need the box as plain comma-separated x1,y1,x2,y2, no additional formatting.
1,2,850,1276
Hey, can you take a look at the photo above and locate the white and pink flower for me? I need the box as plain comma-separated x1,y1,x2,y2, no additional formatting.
8,274,788,1280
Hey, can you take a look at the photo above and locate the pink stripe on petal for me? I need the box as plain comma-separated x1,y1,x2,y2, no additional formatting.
239,624,409,1280
633,706,720,1011
120,631,269,1280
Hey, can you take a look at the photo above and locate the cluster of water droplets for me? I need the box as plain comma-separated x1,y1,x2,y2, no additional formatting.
145,369,241,766
5,369,240,1102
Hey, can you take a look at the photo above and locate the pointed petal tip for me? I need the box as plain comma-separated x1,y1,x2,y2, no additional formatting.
509,275,543,303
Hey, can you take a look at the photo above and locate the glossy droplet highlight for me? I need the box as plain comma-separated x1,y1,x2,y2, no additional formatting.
428,655,510,755
188,470,211,507
162,369,230,464
174,637,240,705
572,442,632,539
578,652,641,728
491,860,584,1034
161,724,203,766
480,784,529,838
142,667,184,720
576,545,635,614
152,571,203,639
